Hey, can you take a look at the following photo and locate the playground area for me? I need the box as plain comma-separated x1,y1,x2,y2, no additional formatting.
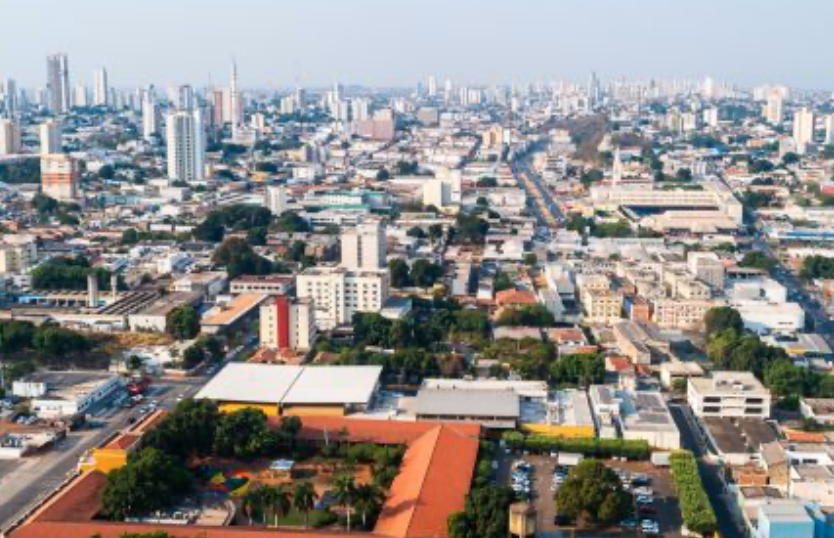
193,456,376,527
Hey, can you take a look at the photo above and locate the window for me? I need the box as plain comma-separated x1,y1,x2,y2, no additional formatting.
703,397,721,404
703,406,721,413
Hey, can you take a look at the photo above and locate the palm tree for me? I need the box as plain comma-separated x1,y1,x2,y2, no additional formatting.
260,485,291,527
258,486,277,526
242,487,264,525
293,481,318,529
354,483,384,529
332,473,356,531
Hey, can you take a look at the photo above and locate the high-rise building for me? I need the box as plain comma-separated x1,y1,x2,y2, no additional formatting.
93,68,108,107
46,53,70,113
704,107,719,128
793,107,815,155
341,219,387,271
0,119,21,155
2,78,17,117
229,61,242,139
0,234,38,274
40,119,62,155
142,89,159,140
174,85,195,111
826,114,834,146
41,154,80,201
428,76,437,98
73,83,88,108
266,186,288,215
764,93,783,125
209,89,225,129
259,296,316,352
166,109,205,182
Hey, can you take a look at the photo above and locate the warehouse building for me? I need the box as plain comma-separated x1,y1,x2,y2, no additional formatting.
195,363,382,417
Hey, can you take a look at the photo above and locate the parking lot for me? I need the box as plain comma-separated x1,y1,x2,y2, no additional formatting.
503,453,683,537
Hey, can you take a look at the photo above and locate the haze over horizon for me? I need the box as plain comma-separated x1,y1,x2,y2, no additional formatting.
2,0,834,90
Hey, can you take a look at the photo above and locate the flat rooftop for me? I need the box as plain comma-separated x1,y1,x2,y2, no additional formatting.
201,293,267,326
416,388,520,419
196,364,383,407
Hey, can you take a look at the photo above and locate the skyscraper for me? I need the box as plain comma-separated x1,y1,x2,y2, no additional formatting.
826,114,834,146
73,83,88,108
93,68,109,107
46,53,70,113
2,79,17,117
166,109,205,182
341,219,387,271
142,89,159,140
793,107,815,155
229,61,242,140
40,119,62,155
0,119,21,155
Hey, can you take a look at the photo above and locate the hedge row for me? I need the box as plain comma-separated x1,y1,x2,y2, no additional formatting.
669,451,718,536
501,432,651,460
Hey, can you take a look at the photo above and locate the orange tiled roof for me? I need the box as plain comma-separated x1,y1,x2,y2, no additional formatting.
495,289,537,306
783,429,827,443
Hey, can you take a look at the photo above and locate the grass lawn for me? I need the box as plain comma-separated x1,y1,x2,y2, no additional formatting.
272,508,337,528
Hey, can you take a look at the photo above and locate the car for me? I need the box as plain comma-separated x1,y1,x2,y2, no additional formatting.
634,487,653,496
631,474,651,486
619,518,639,529
636,495,653,505
637,505,657,516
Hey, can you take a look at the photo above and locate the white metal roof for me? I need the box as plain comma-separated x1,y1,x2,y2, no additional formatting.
282,365,383,405
195,363,383,407
195,363,303,404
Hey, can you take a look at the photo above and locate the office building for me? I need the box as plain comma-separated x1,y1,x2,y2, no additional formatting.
41,154,80,201
266,185,288,215
297,266,390,329
166,109,205,181
341,219,387,270
589,386,681,450
46,53,70,114
793,107,815,155
0,118,21,155
688,371,771,418
40,119,62,155
259,296,316,352
93,68,108,107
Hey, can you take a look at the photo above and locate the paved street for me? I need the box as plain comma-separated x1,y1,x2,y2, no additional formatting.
0,377,203,534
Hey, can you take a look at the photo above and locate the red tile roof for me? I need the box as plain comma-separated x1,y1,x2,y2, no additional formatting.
11,417,481,538
495,289,537,306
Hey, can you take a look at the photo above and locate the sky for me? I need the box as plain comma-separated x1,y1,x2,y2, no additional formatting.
2,0,833,90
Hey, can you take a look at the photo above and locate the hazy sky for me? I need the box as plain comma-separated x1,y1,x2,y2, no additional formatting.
2,0,833,90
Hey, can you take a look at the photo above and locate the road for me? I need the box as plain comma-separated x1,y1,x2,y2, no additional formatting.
511,148,564,229
0,377,203,534
669,402,745,538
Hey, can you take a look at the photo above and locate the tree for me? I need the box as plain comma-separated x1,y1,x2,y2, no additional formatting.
739,252,777,274
388,259,411,288
182,344,206,369
428,224,444,241
243,487,265,525
801,255,834,280
261,484,291,527
293,481,318,529
406,226,426,239
410,259,443,288
523,253,538,266
476,176,498,188
453,213,489,245
247,227,268,246
354,483,384,529
141,399,220,460
332,473,357,531
213,408,274,460
447,485,515,538
32,324,91,355
121,228,140,245
497,304,556,328
704,306,743,337
274,211,310,233
555,459,631,526
165,305,201,340
764,359,809,397
101,448,193,520
675,168,693,181
493,272,513,292
550,353,605,388
213,238,276,278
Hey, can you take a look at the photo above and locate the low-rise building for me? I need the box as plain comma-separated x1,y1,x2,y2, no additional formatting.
588,386,681,449
12,371,124,419
688,372,772,418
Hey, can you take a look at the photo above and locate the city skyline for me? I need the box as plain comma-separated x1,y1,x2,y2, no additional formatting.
2,0,834,90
